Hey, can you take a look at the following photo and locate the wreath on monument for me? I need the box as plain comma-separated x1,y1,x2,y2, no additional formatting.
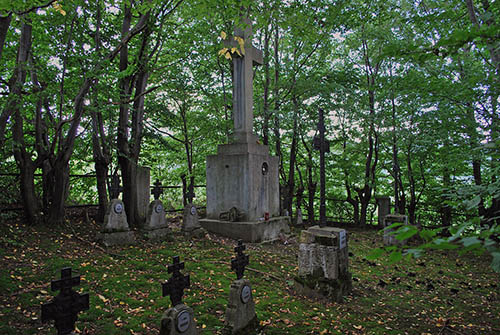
218,31,246,60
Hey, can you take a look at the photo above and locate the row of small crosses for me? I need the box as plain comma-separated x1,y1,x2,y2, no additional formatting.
41,240,249,334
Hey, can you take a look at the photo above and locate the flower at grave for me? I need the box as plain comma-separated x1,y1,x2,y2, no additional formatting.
218,31,246,60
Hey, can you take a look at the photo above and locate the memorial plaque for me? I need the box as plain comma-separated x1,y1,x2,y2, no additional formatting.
176,310,191,333
155,203,163,214
190,206,196,216
240,285,251,304
339,230,347,249
114,202,123,214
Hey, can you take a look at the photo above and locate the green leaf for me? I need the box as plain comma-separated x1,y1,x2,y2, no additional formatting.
461,237,481,247
395,226,418,241
366,247,385,260
491,252,500,273
388,251,402,264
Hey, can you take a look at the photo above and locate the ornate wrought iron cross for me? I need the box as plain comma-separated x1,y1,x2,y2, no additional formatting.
41,268,89,335
152,179,164,200
162,256,190,307
109,174,123,200
231,240,249,280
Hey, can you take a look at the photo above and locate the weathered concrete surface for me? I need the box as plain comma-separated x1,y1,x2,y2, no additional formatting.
383,214,409,246
206,141,280,222
141,200,171,241
135,165,150,226
160,304,197,335
98,199,136,246
182,204,201,232
225,279,257,335
295,226,352,302
376,196,391,227
199,216,290,243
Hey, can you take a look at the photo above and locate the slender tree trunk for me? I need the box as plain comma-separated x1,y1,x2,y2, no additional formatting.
0,13,11,62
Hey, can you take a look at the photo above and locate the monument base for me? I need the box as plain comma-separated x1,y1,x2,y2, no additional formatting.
142,227,172,241
199,216,290,242
97,231,135,247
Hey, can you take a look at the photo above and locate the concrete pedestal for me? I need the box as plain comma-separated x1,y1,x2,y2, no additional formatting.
160,304,197,335
224,279,258,334
294,226,352,302
206,141,280,222
199,216,290,243
383,214,409,246
98,199,135,246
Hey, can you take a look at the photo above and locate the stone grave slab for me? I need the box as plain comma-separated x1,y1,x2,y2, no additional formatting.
182,203,205,238
143,199,171,240
98,199,135,246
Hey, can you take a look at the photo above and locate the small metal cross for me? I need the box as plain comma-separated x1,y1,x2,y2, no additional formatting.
152,179,164,200
109,174,123,200
231,240,249,280
162,256,190,307
41,268,89,335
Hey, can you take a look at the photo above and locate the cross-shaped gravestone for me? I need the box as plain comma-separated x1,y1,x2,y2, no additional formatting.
152,179,163,200
162,256,190,307
41,268,89,335
231,240,249,280
109,174,123,200
313,108,330,227
226,16,263,140
185,188,195,204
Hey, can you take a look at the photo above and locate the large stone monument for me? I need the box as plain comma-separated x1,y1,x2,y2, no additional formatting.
295,226,352,302
143,180,171,240
98,175,135,246
200,15,290,242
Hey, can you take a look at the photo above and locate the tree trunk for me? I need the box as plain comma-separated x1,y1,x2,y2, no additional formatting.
262,16,271,145
0,13,11,62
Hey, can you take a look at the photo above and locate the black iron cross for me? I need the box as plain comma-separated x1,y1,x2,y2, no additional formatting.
152,179,164,200
231,240,249,280
162,256,190,307
109,174,123,200
313,108,329,227
41,268,89,335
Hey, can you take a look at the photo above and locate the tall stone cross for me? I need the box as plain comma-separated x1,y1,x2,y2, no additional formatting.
41,267,90,335
228,16,263,143
162,256,190,307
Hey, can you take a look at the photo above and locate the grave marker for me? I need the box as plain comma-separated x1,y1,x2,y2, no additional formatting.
143,179,171,240
160,256,197,335
99,175,135,246
225,240,258,334
41,268,89,335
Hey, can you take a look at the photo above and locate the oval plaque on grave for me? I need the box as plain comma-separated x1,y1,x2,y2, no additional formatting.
176,310,190,333
155,203,163,214
190,206,196,216
240,285,251,304
262,162,269,175
114,202,123,214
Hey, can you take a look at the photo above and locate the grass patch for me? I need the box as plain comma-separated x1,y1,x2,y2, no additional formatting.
0,217,498,334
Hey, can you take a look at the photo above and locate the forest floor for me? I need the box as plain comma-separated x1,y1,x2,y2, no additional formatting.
0,209,498,335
